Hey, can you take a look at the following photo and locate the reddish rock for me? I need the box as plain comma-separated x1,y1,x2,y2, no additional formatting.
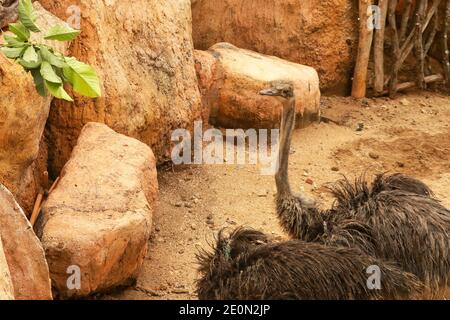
194,43,321,129
0,236,14,300
194,49,221,125
0,3,69,215
36,123,158,298
192,0,358,93
39,0,202,173
0,185,52,300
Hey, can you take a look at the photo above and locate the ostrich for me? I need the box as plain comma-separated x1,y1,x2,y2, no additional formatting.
259,81,450,290
196,227,423,300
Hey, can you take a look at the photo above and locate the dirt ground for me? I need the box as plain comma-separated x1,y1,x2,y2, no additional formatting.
104,90,450,300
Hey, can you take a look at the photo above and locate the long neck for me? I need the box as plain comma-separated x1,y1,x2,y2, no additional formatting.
275,97,296,197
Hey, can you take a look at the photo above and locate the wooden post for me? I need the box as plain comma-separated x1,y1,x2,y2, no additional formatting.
388,0,400,97
374,0,389,94
443,0,450,82
415,0,426,89
30,193,44,227
382,74,444,95
399,0,413,44
352,0,374,98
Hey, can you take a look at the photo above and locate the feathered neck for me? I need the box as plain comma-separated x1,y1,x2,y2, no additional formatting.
275,97,296,197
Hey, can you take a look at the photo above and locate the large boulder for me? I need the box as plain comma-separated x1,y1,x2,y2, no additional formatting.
191,0,358,94
0,236,14,300
194,43,321,129
0,2,69,214
36,123,158,298
38,0,202,174
0,184,52,300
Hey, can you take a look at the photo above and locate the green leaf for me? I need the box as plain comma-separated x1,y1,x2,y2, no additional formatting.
38,46,66,68
22,45,38,63
44,24,81,41
63,57,101,98
18,0,41,33
1,46,25,59
18,48,42,69
3,35,27,48
8,22,30,41
45,81,73,101
40,61,62,84
31,69,47,97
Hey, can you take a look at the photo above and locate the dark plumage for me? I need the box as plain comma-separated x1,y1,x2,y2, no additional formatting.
196,228,423,300
261,81,450,291
277,175,450,289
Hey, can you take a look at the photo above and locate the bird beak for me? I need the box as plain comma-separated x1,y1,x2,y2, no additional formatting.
259,87,278,96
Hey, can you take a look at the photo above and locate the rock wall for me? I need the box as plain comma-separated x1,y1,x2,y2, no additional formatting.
0,236,14,300
0,2,69,214
0,185,52,300
38,0,202,174
191,0,358,94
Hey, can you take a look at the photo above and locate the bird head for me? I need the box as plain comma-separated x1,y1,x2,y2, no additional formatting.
259,81,294,101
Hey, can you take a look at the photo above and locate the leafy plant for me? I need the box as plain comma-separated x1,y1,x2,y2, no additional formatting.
0,0,101,101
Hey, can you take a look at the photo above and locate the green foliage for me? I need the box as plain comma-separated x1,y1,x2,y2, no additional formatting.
0,0,101,101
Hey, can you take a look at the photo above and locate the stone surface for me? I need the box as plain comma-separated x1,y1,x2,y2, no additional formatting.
39,0,202,174
36,123,158,298
191,0,358,93
0,2,69,214
194,43,321,129
0,236,14,300
0,184,52,300
194,49,220,125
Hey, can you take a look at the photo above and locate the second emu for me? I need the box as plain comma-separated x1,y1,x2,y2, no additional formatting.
196,228,422,300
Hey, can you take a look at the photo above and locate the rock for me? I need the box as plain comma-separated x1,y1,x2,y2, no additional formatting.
361,98,370,107
0,2,69,215
194,50,220,125
400,98,410,106
305,178,314,185
397,162,405,168
256,190,268,197
0,184,52,300
192,0,358,93
331,167,340,172
194,43,321,129
36,123,158,298
356,123,365,132
39,0,202,174
0,236,14,300
369,152,380,160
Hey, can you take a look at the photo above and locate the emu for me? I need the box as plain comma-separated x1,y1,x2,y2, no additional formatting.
196,228,422,300
259,81,450,290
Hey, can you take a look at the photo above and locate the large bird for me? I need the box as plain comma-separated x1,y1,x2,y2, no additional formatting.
196,227,422,300
259,81,450,291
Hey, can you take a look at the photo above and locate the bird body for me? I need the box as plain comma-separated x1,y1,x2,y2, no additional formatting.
196,228,422,300
261,81,450,290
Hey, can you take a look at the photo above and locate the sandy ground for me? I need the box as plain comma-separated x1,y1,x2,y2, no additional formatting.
104,90,450,300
